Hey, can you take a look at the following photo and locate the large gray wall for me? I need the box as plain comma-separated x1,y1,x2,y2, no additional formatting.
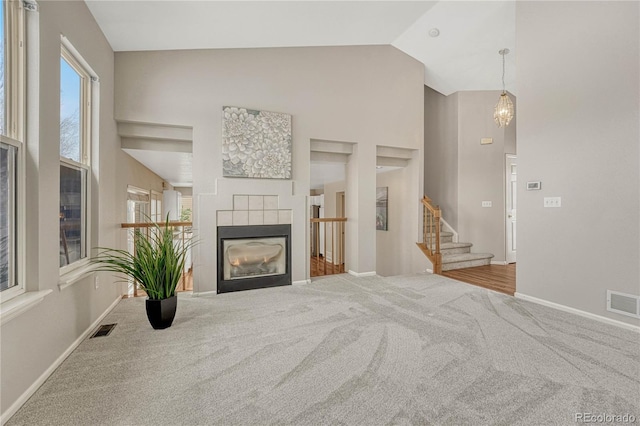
0,2,179,417
424,87,458,229
114,45,426,289
1,1,121,416
424,88,516,262
457,91,516,262
516,1,640,325
376,167,420,276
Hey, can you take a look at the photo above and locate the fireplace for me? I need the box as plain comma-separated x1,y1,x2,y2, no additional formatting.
217,224,291,293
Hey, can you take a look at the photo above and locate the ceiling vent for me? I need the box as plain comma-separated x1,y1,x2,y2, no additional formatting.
607,291,640,319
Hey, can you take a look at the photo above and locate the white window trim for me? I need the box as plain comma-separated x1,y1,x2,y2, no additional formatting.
0,136,21,300
5,0,25,141
60,44,91,165
59,37,98,278
0,0,26,304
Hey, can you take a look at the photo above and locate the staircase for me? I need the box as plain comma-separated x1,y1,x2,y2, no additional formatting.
417,196,494,273
423,231,494,271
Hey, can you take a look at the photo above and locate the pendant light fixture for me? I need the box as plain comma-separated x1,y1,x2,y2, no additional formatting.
494,48,514,128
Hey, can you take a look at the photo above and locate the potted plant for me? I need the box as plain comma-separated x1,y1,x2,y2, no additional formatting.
92,216,195,329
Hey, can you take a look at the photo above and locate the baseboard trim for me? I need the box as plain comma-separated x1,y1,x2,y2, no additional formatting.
1,296,122,425
490,261,508,266
348,270,376,278
515,292,640,334
191,290,218,297
293,279,311,285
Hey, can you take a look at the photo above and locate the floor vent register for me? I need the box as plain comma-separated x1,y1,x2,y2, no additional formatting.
90,323,117,338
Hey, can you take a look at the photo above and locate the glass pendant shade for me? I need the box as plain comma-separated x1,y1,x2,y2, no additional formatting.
494,92,514,128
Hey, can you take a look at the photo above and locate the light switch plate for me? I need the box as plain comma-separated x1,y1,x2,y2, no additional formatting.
482,201,492,208
544,197,562,208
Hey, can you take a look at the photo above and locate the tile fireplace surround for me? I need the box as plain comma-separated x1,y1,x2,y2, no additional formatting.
215,195,294,293
217,195,292,227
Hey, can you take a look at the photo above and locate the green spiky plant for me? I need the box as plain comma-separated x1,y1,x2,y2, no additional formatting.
92,215,196,300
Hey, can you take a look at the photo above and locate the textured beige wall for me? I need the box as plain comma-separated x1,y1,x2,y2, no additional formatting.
424,88,517,262
119,152,169,195
516,1,639,325
376,167,417,276
115,45,425,287
1,1,121,415
457,90,516,262
323,180,346,219
424,87,459,228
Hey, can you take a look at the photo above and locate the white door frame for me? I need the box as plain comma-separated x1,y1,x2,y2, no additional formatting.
505,154,517,264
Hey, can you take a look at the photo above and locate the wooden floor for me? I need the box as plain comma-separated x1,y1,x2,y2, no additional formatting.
310,256,345,277
443,263,516,296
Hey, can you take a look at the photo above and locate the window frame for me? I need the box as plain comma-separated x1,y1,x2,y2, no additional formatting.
0,0,25,303
150,189,162,223
59,40,93,275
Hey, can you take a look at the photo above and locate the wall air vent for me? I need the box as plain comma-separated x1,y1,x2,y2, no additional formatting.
607,291,640,319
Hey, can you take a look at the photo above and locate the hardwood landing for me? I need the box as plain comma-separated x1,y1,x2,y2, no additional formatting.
310,256,345,277
443,263,515,296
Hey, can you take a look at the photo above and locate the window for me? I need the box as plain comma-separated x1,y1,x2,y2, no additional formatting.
1,1,5,134
1,0,24,299
181,195,192,222
126,186,149,223
150,190,162,223
1,142,17,291
59,44,92,271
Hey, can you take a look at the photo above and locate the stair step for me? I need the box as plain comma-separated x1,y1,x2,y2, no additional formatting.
441,252,494,271
440,242,472,255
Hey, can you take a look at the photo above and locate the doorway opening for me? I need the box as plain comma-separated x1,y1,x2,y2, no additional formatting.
309,157,348,278
505,154,517,264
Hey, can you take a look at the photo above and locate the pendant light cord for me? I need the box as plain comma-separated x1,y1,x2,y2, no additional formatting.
501,51,506,95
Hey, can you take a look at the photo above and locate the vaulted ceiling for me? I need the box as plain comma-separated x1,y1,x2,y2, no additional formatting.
86,0,516,96
86,1,515,188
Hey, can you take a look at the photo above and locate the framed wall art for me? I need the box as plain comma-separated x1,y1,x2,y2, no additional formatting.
222,106,292,179
376,187,388,231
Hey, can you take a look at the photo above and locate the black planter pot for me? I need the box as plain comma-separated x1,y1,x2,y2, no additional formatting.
145,296,177,329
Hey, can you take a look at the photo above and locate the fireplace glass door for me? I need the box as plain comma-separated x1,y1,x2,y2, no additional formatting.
223,237,286,280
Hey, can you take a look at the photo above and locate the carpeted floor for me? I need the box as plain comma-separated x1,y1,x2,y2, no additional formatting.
7,273,640,425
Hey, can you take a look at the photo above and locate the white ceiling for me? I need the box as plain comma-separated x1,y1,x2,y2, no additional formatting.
85,0,516,95
123,148,193,187
86,1,438,51
87,1,516,188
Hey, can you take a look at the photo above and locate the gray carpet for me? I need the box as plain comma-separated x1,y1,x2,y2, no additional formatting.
7,273,640,425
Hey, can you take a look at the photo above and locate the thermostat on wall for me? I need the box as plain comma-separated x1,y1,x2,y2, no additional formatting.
480,138,493,145
527,181,541,190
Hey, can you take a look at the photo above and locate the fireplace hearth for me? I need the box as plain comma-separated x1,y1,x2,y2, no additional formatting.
217,225,291,293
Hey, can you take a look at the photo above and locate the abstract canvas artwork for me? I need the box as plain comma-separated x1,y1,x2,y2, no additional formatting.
222,106,292,179
376,187,388,231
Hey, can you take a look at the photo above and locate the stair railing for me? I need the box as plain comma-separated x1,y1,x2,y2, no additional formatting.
120,221,193,296
418,196,442,274
310,217,347,277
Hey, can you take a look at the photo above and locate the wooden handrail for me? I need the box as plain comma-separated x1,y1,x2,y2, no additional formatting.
120,221,193,296
310,217,347,223
121,221,192,228
417,196,442,274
